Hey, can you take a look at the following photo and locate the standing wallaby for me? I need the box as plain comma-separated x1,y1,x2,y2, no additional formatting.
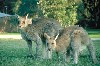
18,14,63,59
44,25,98,64
71,28,98,64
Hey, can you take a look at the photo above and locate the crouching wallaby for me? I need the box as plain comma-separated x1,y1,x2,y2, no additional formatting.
43,26,79,62
44,25,98,64
17,14,63,59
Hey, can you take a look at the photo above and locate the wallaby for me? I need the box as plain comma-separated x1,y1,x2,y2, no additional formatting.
71,28,98,64
44,25,98,64
17,14,63,59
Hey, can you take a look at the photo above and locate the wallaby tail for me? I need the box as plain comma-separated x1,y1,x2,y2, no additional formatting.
87,38,98,63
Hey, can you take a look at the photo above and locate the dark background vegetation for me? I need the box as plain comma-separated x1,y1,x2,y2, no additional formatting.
0,0,100,32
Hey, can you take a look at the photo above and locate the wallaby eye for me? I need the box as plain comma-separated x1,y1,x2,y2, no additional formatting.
47,43,49,46
47,43,49,45
52,43,54,44
75,33,77,35
22,21,25,24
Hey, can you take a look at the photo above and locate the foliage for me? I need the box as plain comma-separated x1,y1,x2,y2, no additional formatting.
13,0,39,17
80,0,100,28
39,0,84,26
39,0,67,26
12,0,100,28
13,0,85,26
82,0,99,21
0,16,19,33
1,0,100,28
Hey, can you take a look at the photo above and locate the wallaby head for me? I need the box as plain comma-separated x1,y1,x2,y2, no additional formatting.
72,30,82,37
17,14,32,28
44,33,59,51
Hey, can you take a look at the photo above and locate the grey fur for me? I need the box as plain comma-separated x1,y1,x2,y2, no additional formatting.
44,25,98,64
18,15,63,59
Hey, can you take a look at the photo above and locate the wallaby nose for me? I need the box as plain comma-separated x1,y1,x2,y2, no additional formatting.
19,25,21,27
48,48,51,51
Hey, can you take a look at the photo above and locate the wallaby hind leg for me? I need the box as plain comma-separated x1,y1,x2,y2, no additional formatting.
26,40,33,58
35,34,43,58
66,49,71,63
87,43,98,63
72,45,80,64
63,52,67,62
73,50,80,64
71,42,80,64
42,45,46,59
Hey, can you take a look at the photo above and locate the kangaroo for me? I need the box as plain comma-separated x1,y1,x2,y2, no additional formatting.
44,25,80,62
71,28,98,64
44,25,98,64
17,14,63,59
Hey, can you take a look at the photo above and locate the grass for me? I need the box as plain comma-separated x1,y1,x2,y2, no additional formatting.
1,29,100,38
0,29,100,66
0,39,100,66
86,29,100,38
0,33,20,35
89,34,100,38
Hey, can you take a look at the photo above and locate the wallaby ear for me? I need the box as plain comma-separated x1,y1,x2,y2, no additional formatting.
44,33,50,39
26,14,29,18
28,18,32,24
24,14,29,19
78,30,81,33
55,33,59,40
76,30,81,33
74,30,81,35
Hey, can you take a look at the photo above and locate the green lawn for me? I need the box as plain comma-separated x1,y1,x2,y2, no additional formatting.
0,29,100,38
0,29,100,66
0,39,100,66
87,29,100,38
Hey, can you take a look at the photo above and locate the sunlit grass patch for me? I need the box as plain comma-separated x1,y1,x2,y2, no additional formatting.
87,29,100,38
89,34,100,38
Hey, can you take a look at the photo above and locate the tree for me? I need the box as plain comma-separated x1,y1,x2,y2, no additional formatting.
13,0,39,17
39,0,83,26
13,0,86,27
82,0,100,28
